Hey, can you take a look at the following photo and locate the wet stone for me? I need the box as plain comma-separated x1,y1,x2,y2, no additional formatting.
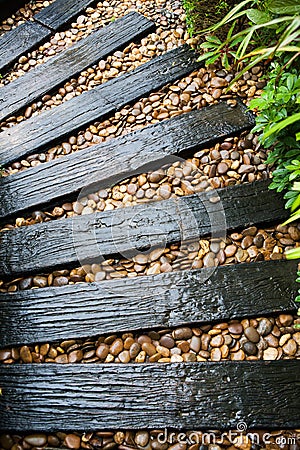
20,345,32,363
160,335,175,349
243,341,257,356
65,434,81,449
173,327,193,340
228,323,243,335
257,318,273,336
24,434,47,447
283,339,297,356
244,326,260,343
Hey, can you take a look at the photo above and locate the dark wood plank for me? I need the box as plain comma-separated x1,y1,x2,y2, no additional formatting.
0,260,297,348
0,12,155,122
0,45,201,166
34,0,97,31
0,180,289,277
0,361,299,431
0,0,27,20
0,21,51,73
0,102,255,219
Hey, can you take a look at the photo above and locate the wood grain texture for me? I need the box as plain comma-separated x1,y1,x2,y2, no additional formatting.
34,0,97,31
0,45,201,166
0,102,255,219
0,361,299,431
0,21,50,73
0,180,289,277
0,13,155,122
0,0,27,20
0,260,297,348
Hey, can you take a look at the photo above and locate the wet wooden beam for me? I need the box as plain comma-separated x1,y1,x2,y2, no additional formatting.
34,0,97,31
0,102,255,219
0,45,201,166
0,180,289,277
0,260,297,348
0,21,51,73
0,13,155,122
0,361,299,431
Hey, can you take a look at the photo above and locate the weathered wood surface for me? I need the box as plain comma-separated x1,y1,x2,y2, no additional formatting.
0,21,51,73
0,102,255,219
34,0,97,31
0,180,289,277
0,361,299,431
0,0,27,20
0,13,155,122
0,45,201,166
0,260,297,348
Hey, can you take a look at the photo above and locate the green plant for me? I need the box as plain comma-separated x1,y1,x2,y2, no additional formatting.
249,62,300,226
198,0,300,80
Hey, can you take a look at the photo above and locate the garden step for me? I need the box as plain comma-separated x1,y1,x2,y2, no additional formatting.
0,361,299,431
0,0,98,73
0,12,155,122
34,0,97,31
0,260,297,348
0,45,201,166
0,21,51,73
0,180,289,278
0,102,254,219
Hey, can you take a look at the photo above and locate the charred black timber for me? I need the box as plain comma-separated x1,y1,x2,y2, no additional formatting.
0,21,51,73
0,361,299,431
0,180,289,277
0,12,155,122
0,45,201,166
0,102,255,219
34,0,98,31
0,260,297,348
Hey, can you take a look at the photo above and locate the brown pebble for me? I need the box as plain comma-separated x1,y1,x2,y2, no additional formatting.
20,345,32,363
118,350,131,363
24,435,47,447
243,341,257,356
282,339,297,356
230,349,245,360
217,162,229,174
173,327,193,340
129,342,141,359
210,334,224,347
0,349,12,361
263,347,278,360
257,318,273,336
53,276,69,287
110,338,123,356
142,342,156,357
279,314,294,327
160,335,175,348
65,434,81,449
211,347,222,361
68,350,83,363
96,344,109,360
244,326,260,343
228,323,243,334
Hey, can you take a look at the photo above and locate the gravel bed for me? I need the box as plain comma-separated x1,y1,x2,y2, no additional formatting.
0,0,299,444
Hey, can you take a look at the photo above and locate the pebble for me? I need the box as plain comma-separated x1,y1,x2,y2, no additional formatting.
24,434,47,447
263,347,278,360
244,326,260,343
228,323,243,334
173,327,193,340
20,345,32,363
134,431,149,447
282,339,297,356
65,434,81,449
257,318,273,336
243,341,257,355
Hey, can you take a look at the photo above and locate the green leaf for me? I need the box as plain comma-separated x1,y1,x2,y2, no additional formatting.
285,247,300,259
282,210,300,226
246,8,272,25
295,295,300,302
268,0,300,15
263,113,300,140
291,193,300,212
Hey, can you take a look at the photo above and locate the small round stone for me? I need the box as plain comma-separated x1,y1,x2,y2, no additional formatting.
244,326,260,343
65,434,81,449
243,341,258,356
